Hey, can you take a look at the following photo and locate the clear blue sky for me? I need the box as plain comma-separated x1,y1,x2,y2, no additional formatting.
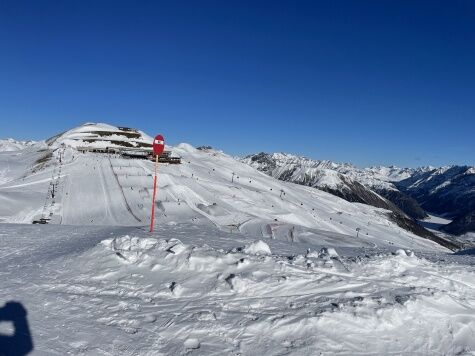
0,1,474,167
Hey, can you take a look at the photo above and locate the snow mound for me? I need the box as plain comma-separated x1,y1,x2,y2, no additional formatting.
244,240,271,255
394,249,415,257
184,338,200,350
395,248,408,256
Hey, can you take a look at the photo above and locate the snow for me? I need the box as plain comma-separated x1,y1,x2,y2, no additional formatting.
319,246,339,258
0,130,446,251
48,123,154,150
243,240,271,255
1,223,474,355
423,214,452,226
243,153,416,192
1,123,474,354
0,138,36,152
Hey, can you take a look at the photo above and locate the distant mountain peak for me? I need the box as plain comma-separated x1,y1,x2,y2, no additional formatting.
0,138,37,152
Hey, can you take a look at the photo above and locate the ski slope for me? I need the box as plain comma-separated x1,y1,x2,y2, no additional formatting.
0,140,446,252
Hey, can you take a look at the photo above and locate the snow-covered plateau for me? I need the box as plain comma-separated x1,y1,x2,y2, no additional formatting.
0,124,474,355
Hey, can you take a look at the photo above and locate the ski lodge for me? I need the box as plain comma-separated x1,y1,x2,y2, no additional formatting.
74,126,181,164
76,146,181,164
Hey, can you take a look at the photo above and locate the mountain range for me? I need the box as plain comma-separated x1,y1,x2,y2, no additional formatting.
243,152,475,237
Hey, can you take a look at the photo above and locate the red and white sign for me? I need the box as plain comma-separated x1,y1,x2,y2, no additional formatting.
153,134,165,156
150,134,165,233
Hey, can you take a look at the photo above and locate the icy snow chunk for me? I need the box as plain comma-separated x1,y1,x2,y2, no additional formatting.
393,249,416,258
395,249,407,257
69,341,89,352
244,240,271,255
319,247,339,258
102,235,160,263
102,235,158,252
184,338,200,350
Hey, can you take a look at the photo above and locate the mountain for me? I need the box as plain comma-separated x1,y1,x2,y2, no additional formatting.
0,123,458,250
397,166,475,218
397,166,475,235
243,153,428,221
0,138,36,152
441,211,475,236
46,122,154,149
340,166,432,220
242,152,433,241
243,152,475,237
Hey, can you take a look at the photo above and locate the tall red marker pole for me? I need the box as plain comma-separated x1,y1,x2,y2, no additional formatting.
150,134,165,233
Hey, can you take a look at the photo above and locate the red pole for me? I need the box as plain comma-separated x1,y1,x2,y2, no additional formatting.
150,154,159,232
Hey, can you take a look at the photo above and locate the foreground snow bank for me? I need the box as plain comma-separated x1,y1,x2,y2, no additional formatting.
89,235,475,355
1,224,473,355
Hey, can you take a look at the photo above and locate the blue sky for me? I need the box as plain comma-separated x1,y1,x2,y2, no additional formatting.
0,0,474,167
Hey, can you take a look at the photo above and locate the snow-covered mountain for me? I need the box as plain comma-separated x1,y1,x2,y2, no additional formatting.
442,211,475,236
0,138,36,152
243,152,475,236
243,152,428,220
397,165,475,235
397,165,475,217
46,122,154,149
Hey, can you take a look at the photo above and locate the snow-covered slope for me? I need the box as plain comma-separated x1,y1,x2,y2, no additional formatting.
0,124,456,250
243,152,428,220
